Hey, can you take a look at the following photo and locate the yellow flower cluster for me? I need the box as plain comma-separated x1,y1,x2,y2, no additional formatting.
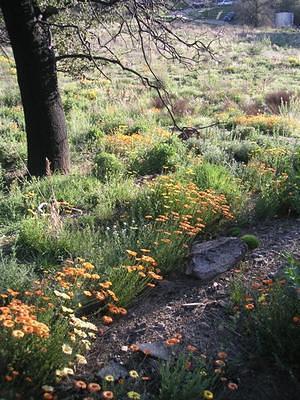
233,114,298,133
105,133,153,154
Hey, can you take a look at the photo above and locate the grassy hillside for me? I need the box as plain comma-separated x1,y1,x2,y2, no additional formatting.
0,25,299,398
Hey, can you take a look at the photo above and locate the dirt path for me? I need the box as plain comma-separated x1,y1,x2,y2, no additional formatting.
74,218,300,399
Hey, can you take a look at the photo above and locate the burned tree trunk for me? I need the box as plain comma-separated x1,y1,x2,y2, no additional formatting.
0,0,70,176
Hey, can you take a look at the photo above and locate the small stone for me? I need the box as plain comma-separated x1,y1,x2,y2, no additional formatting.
97,361,128,380
138,342,172,361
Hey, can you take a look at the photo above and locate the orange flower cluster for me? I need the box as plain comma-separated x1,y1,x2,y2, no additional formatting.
53,259,120,304
0,299,50,338
125,250,162,281
233,114,298,133
55,260,100,290
149,178,233,239
165,333,182,346
107,303,127,316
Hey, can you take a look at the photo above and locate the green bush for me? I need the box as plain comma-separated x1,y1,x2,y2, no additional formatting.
241,234,260,249
131,140,183,176
0,255,36,292
232,125,257,140
93,152,125,181
0,142,26,170
226,141,258,163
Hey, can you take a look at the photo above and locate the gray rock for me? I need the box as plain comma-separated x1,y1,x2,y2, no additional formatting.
97,360,128,380
186,237,247,280
138,341,173,361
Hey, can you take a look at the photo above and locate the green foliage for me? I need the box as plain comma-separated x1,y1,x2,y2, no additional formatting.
191,162,244,212
93,152,125,181
0,254,36,292
241,234,260,249
229,261,300,376
228,227,242,237
284,254,300,290
2,23,300,398
158,353,217,400
131,140,184,176
226,141,258,163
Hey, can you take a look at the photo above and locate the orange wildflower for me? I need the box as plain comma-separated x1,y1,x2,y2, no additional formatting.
245,303,255,311
100,281,112,289
187,344,198,352
74,380,87,390
12,330,25,339
140,249,151,253
95,291,106,301
130,344,140,352
43,394,54,400
102,315,113,325
87,383,101,393
214,359,226,367
217,351,228,359
165,337,180,346
292,315,300,325
102,391,114,399
126,250,138,257
262,279,273,285
227,382,238,391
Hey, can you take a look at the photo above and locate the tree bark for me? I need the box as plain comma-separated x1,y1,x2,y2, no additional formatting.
0,0,70,176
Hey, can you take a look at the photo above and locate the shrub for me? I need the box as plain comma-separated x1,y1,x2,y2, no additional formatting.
172,98,194,117
226,141,258,163
86,127,105,142
0,255,36,292
131,140,183,176
93,152,125,181
191,162,244,211
231,125,257,140
241,234,260,249
229,266,300,377
158,353,217,400
151,96,193,117
0,138,26,171
0,260,108,398
241,100,264,116
265,90,294,115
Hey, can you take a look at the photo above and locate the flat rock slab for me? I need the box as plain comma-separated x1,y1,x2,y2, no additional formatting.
186,237,248,281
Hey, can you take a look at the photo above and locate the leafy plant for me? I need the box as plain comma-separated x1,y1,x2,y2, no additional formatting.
158,353,217,400
241,234,260,249
93,152,125,181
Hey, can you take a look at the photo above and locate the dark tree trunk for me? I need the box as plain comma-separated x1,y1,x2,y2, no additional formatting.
0,0,70,176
